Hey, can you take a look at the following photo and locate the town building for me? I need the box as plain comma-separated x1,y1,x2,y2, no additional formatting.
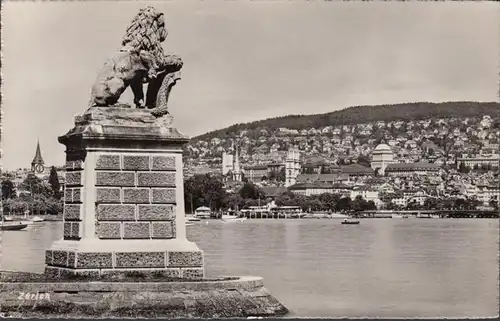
288,182,334,196
221,144,242,181
371,143,396,176
350,186,381,207
456,153,500,169
340,164,375,177
385,162,442,177
243,164,268,182
285,148,301,187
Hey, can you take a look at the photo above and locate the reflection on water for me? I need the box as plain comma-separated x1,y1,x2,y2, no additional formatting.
1,219,498,318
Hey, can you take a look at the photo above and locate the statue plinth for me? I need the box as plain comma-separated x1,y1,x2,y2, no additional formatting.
45,107,204,279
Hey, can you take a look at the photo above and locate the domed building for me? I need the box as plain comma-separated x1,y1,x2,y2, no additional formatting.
371,143,395,176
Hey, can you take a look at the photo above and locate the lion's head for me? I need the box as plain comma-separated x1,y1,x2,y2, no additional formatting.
122,6,168,67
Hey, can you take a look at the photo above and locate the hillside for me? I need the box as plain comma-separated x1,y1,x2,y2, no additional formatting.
193,101,500,141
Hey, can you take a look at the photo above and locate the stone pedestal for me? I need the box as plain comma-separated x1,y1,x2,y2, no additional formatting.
45,107,204,278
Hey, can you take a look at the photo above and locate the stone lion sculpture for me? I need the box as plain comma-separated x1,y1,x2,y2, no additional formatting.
89,6,183,114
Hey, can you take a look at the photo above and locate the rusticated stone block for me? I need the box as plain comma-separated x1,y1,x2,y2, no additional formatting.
71,222,81,238
180,267,204,279
152,222,175,239
64,204,81,221
52,250,68,267
44,266,60,279
73,160,83,170
123,155,150,170
96,172,135,186
167,251,204,267
137,172,175,187
123,222,150,239
123,188,150,203
64,189,73,202
115,252,165,268
65,160,83,171
65,171,82,186
68,252,76,268
162,268,181,278
96,188,121,203
151,155,176,170
137,205,175,221
76,252,113,269
73,188,82,202
65,160,74,170
96,205,135,221
63,223,71,238
45,250,53,265
95,222,121,239
96,154,120,170
152,188,176,203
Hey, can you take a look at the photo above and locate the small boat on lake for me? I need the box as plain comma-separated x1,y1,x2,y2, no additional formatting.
0,221,28,231
341,219,360,225
31,216,45,223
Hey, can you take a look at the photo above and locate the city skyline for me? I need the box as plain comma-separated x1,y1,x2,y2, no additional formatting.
1,1,498,170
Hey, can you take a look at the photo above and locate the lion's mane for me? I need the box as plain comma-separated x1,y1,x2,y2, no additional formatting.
121,6,168,68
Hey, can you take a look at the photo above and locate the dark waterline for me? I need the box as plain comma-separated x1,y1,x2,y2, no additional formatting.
1,219,498,318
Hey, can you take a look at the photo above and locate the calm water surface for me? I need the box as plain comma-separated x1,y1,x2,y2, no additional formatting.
1,219,498,318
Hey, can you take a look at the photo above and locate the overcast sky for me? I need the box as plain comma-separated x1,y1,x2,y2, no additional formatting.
1,1,498,170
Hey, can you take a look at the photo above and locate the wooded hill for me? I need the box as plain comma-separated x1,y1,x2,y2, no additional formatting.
193,101,500,141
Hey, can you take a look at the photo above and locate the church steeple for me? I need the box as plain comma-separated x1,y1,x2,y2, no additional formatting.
31,140,45,173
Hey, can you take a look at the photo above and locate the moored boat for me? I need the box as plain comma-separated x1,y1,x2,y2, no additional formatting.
341,219,360,225
194,206,212,220
0,222,28,231
31,216,45,223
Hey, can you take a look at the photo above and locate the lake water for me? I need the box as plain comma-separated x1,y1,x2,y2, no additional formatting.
1,219,498,318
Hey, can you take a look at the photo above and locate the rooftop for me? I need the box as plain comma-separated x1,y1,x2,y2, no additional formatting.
373,144,393,153
386,162,442,171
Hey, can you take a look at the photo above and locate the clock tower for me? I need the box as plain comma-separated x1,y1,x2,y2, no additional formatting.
31,140,45,174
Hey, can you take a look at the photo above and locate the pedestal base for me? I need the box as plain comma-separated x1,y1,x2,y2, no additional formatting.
0,273,289,318
45,239,204,279
50,107,204,279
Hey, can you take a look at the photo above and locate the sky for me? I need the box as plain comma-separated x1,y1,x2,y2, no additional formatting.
0,1,498,170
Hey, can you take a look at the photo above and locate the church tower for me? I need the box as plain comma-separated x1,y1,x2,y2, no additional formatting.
31,140,45,174
233,145,242,182
285,147,301,187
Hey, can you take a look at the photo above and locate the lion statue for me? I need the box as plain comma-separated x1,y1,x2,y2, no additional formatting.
89,6,183,112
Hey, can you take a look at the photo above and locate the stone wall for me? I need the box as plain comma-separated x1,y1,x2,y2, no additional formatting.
45,249,204,279
94,153,177,240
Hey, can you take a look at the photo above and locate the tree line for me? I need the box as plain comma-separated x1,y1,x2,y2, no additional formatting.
184,173,377,213
184,173,497,214
1,167,63,215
